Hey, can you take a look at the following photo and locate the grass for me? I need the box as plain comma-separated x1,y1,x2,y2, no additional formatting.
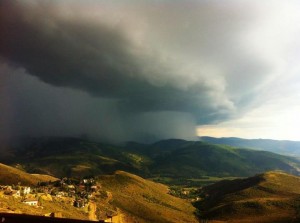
0,163,58,186
6,137,300,181
195,171,300,222
96,171,198,223
0,168,199,222
0,195,88,220
150,176,241,187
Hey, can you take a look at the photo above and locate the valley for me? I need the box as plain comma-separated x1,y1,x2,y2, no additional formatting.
2,137,300,222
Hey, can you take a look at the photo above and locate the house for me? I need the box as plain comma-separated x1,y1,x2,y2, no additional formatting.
73,199,85,208
23,198,38,206
104,214,119,223
90,185,98,192
4,186,12,192
56,191,67,198
23,187,31,195
79,185,85,190
67,185,75,189
181,189,190,195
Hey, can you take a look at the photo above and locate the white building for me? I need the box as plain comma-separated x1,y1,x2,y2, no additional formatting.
23,187,31,195
23,199,38,206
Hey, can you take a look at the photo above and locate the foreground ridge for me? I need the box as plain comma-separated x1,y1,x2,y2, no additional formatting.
0,213,104,223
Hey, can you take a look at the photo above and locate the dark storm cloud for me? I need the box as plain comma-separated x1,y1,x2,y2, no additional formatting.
0,0,286,142
0,0,236,125
0,64,129,143
0,1,139,96
0,63,197,143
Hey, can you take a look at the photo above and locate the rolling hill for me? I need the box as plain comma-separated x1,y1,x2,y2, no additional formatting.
2,137,300,184
146,140,300,178
0,163,58,186
200,136,300,157
2,137,141,178
0,165,198,223
195,171,300,223
95,171,198,223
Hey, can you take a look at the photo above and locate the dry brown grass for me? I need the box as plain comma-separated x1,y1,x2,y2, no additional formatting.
0,195,89,220
96,171,198,223
0,163,58,186
0,164,197,222
198,171,300,223
30,174,58,183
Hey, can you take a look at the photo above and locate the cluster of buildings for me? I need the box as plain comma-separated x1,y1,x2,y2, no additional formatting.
0,177,100,208
0,185,38,205
0,179,123,222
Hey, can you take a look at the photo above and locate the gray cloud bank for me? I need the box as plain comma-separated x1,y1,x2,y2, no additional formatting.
0,0,284,142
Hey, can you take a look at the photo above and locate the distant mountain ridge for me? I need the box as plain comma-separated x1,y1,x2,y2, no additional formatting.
200,136,300,156
2,137,300,182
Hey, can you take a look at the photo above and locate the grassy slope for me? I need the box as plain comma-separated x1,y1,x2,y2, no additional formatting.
0,164,198,222
149,141,300,177
8,137,146,178
0,163,58,186
0,194,89,220
196,171,300,223
97,171,198,223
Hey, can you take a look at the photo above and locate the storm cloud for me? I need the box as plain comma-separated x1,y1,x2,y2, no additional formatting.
1,0,298,142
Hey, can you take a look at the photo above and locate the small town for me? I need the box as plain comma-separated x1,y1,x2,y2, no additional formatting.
0,177,120,222
0,177,99,208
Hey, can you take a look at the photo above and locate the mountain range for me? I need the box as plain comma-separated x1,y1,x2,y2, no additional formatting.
2,137,300,186
200,136,300,157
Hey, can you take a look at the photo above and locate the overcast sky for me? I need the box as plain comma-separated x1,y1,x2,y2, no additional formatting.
1,0,300,143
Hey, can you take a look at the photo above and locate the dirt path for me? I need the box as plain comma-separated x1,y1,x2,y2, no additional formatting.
88,202,97,221
108,209,127,223
106,191,113,203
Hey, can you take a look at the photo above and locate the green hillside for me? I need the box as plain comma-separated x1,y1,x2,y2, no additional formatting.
5,137,145,178
3,137,300,184
148,141,300,177
195,171,300,222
